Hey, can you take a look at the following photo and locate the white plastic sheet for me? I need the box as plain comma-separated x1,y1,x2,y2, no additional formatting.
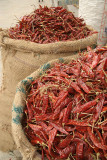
79,0,107,45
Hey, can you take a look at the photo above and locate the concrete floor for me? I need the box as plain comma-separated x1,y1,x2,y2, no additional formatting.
0,1,78,159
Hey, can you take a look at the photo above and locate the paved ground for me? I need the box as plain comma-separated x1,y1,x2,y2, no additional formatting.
0,1,78,159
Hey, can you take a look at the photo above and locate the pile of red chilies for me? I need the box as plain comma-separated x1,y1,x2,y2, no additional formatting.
9,6,94,44
22,46,107,160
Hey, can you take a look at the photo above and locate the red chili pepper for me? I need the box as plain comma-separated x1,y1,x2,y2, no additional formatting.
31,136,44,145
41,146,44,160
87,127,107,150
80,70,88,78
67,22,76,32
72,138,88,149
73,99,97,113
38,121,48,132
84,153,94,160
40,129,48,142
78,106,94,119
54,91,68,109
46,125,53,132
45,153,51,160
42,94,49,113
48,128,57,152
91,53,100,69
26,102,34,120
53,97,72,120
66,67,80,76
96,47,107,52
62,101,72,123
70,81,83,94
44,148,52,160
66,119,90,127
49,71,70,78
73,93,82,105
93,97,104,122
28,123,42,132
76,126,87,132
98,120,107,131
104,101,107,105
65,125,76,132
102,132,107,145
34,114,52,121
82,63,94,78
50,122,69,135
58,108,65,123
95,129,107,156
102,106,107,112
59,145,75,159
22,46,107,159
76,142,83,160
9,6,94,43
96,57,107,73
58,135,73,149
77,78,90,93
54,76,70,85
67,86,74,94
74,131,84,139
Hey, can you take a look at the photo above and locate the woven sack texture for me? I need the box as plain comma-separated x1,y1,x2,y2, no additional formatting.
0,27,97,94
0,49,77,152
0,90,16,151
12,55,78,160
0,26,97,152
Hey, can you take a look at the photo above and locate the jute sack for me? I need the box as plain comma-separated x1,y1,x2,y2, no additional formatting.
0,26,97,94
0,26,97,152
0,42,77,152
0,90,16,152
12,54,78,160
0,29,78,152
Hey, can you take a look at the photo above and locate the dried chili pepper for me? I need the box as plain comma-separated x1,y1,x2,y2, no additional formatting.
77,78,90,93
50,122,69,135
9,6,95,44
48,128,57,152
87,127,107,150
93,97,105,122
73,99,97,113
22,46,107,160
76,142,83,160
82,64,94,78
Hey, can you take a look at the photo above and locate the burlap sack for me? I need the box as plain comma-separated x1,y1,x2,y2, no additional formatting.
0,90,16,152
12,54,78,160
0,26,97,94
0,26,97,152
